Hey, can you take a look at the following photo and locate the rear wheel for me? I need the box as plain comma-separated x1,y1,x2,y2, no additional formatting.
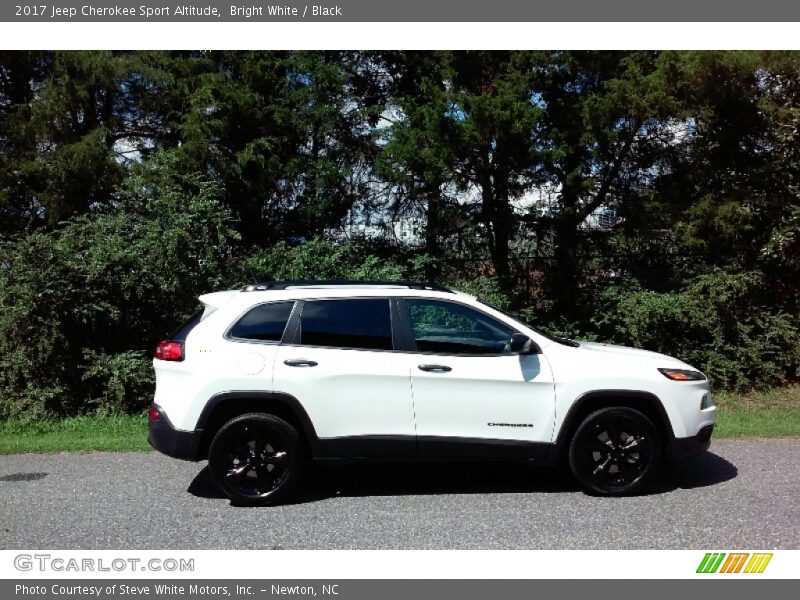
568,407,661,496
208,413,303,506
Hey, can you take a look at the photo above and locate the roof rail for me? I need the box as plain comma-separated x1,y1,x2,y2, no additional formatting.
243,279,453,293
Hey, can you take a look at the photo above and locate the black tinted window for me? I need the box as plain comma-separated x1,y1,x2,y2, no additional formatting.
229,302,294,342
406,299,515,355
300,299,392,350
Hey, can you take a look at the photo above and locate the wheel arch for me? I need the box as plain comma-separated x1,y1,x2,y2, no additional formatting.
195,391,319,460
552,389,675,460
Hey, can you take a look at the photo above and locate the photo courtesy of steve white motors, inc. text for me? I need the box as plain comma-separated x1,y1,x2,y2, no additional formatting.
13,4,345,18
15,585,272,598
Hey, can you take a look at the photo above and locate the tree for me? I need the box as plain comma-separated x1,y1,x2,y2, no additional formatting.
379,52,544,288
152,51,383,247
447,51,544,289
0,51,154,233
376,52,457,276
535,51,681,315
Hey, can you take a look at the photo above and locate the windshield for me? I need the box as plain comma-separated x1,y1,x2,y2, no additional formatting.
475,299,580,347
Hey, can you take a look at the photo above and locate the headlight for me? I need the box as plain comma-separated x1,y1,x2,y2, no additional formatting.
658,368,706,381
700,393,714,410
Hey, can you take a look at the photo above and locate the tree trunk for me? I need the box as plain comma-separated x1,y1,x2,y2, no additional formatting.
549,151,583,316
424,184,443,281
551,214,580,315
479,162,512,290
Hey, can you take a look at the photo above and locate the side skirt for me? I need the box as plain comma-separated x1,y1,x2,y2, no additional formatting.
313,435,555,464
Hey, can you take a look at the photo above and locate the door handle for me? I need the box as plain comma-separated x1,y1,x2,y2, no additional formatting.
418,364,452,373
284,359,318,367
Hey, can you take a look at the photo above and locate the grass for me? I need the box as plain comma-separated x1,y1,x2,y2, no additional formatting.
713,384,800,439
0,414,150,454
0,386,798,454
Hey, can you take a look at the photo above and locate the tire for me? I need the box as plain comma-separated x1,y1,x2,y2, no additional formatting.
568,407,662,496
208,413,303,506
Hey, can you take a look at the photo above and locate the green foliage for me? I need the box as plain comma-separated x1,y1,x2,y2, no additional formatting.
0,152,238,418
591,272,800,388
445,276,510,310
762,204,800,262
80,350,154,415
239,238,405,282
529,314,601,343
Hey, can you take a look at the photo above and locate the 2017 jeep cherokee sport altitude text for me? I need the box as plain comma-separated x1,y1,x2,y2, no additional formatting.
149,280,716,504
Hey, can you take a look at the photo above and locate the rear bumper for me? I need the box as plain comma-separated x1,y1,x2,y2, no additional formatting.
148,405,203,461
668,424,714,461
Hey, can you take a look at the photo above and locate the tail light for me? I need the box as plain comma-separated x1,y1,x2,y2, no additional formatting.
148,406,161,421
154,340,184,361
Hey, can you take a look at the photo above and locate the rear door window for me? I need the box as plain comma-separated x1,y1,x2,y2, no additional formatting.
299,299,393,350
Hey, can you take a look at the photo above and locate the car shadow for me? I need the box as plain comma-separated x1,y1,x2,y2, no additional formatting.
187,461,578,504
301,460,581,500
660,450,739,491
187,451,737,505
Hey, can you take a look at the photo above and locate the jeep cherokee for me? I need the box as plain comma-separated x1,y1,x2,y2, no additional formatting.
148,280,716,504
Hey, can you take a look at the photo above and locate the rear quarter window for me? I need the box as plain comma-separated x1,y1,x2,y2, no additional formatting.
228,301,295,342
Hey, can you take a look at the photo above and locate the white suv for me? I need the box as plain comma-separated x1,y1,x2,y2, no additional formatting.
149,280,716,504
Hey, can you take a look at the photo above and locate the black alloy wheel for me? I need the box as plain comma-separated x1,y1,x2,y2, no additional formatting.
568,407,662,496
208,413,302,506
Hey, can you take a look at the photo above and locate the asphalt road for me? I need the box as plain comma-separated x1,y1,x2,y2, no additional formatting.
0,439,797,549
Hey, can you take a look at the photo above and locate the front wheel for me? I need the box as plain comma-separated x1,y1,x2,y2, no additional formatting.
568,407,662,496
208,413,303,506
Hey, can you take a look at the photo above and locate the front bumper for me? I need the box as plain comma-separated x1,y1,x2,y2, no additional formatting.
667,424,714,461
148,405,203,461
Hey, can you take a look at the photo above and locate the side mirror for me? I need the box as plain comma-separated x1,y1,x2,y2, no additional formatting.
509,333,540,355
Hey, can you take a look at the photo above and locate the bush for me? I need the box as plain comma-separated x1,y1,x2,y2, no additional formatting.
80,350,154,415
444,275,511,310
0,153,239,418
239,238,405,282
591,271,800,388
